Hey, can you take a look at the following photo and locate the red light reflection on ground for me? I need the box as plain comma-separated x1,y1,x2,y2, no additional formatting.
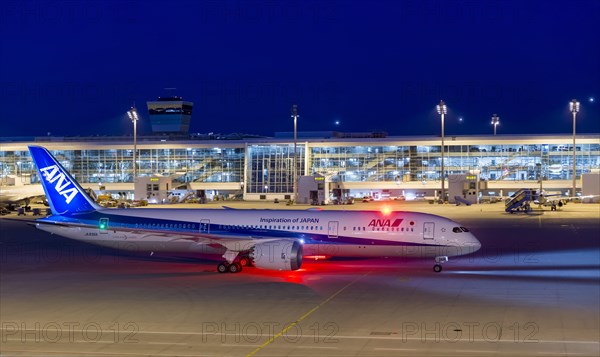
304,255,330,261
101,254,420,286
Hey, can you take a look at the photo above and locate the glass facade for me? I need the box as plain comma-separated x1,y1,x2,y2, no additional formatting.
310,145,412,183
310,142,600,184
1,147,244,186
1,135,598,191
247,145,305,193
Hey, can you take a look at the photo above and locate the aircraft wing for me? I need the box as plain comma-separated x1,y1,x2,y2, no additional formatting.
167,235,298,256
8,217,296,252
102,226,299,266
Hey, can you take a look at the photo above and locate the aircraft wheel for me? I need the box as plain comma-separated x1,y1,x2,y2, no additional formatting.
217,262,229,273
433,264,442,273
228,262,242,273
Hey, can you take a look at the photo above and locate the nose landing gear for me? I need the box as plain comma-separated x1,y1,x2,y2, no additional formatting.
433,256,448,273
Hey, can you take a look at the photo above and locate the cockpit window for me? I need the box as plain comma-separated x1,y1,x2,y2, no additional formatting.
452,227,462,233
460,227,470,232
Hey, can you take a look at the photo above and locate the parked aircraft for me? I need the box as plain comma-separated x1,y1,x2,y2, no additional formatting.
0,184,45,210
534,191,578,211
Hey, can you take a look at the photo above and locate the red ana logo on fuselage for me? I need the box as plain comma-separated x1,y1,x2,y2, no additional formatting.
368,218,403,227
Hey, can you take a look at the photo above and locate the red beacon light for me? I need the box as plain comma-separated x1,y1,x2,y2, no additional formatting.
381,205,392,216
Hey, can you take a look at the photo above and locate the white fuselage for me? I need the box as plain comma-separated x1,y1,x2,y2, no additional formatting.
36,208,481,259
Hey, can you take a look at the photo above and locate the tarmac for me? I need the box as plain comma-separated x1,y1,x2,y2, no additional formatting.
1,200,599,356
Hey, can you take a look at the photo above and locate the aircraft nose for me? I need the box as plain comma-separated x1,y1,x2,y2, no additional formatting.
467,234,482,253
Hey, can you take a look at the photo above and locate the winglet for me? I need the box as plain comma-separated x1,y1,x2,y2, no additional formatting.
28,146,101,215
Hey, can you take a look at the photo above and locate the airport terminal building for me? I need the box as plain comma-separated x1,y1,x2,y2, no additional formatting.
1,132,599,202
4,97,595,203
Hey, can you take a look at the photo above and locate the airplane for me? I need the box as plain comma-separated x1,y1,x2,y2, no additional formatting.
0,183,45,210
533,190,580,211
11,146,481,274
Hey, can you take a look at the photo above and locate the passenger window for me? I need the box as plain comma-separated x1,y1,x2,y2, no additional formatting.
452,227,462,233
460,227,470,232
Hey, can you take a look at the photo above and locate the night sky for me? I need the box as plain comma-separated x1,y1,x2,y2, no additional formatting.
1,0,599,138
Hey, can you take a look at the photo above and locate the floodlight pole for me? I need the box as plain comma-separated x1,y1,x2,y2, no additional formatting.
436,100,447,203
570,99,579,198
127,106,139,184
291,104,299,203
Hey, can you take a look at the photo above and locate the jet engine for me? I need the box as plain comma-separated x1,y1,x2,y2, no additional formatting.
250,240,303,271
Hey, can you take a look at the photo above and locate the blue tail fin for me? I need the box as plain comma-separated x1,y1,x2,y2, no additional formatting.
29,146,100,215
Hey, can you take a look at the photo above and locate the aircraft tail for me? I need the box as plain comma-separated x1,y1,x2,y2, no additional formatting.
28,146,101,215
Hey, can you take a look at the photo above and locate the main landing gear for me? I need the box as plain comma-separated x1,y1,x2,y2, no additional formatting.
217,262,242,274
217,254,252,274
433,256,448,273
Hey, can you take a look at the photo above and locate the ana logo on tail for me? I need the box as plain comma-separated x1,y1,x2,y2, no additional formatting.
40,165,78,204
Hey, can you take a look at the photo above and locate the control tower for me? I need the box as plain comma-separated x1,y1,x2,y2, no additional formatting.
146,96,193,134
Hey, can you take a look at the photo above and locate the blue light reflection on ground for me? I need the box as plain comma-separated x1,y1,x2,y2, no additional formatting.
450,248,599,277
405,248,600,309
450,268,599,279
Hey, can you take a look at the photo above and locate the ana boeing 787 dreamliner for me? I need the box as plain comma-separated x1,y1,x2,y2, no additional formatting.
22,146,481,273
